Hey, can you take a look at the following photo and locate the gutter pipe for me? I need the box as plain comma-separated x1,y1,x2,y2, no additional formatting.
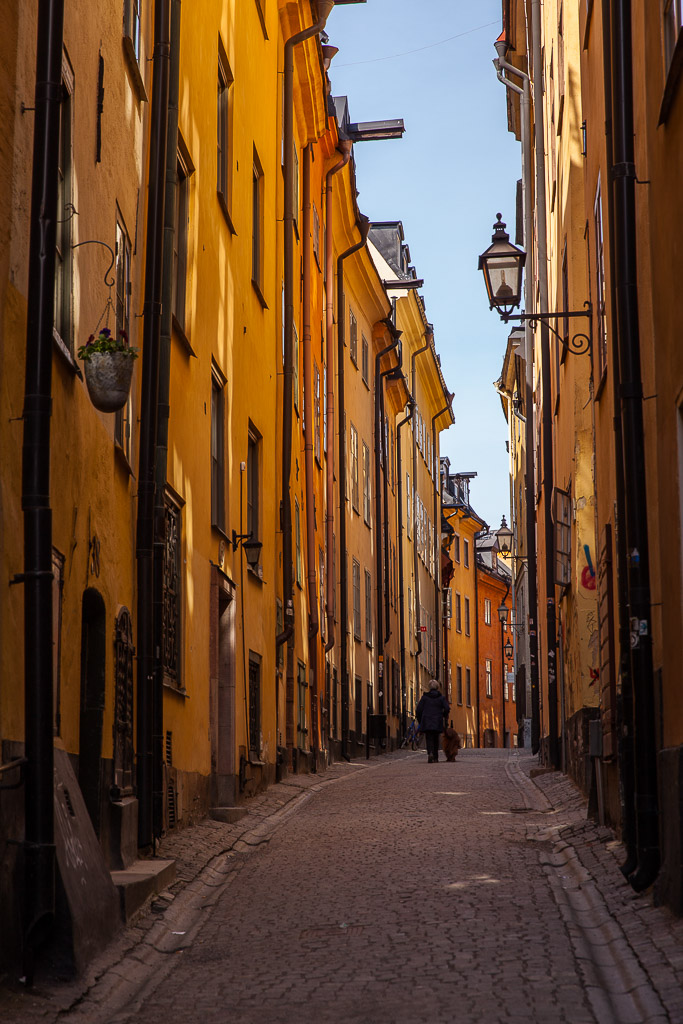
494,44,541,753
431,397,453,685
609,0,659,891
601,0,636,878
374,322,400,709
302,144,319,767
337,215,370,760
411,329,432,687
136,0,171,849
396,397,415,738
528,0,559,768
324,140,352,653
280,1,334,763
152,0,181,842
20,0,65,977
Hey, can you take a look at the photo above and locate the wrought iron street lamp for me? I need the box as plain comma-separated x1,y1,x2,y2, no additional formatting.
479,214,592,356
233,530,263,570
495,515,514,555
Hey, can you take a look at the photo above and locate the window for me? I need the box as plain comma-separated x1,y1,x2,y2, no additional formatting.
352,558,361,640
485,598,492,625
253,0,268,38
312,203,320,267
464,596,470,637
594,177,608,378
114,218,132,459
276,599,284,670
314,363,321,463
362,333,369,384
555,487,571,587
355,677,363,739
454,534,460,563
252,147,264,298
664,0,683,70
455,592,462,633
365,568,372,646
319,547,325,640
408,587,413,652
466,667,472,707
173,145,192,332
293,144,299,233
123,0,141,63
217,40,233,222
323,364,327,454
350,424,359,512
485,659,493,698
349,309,358,365
294,323,300,414
406,474,411,537
54,56,73,355
362,442,371,524
391,428,395,491
463,539,470,568
52,548,65,734
211,367,226,531
456,665,463,705
295,499,302,586
247,425,261,543
297,662,307,748
248,653,261,755
163,493,183,689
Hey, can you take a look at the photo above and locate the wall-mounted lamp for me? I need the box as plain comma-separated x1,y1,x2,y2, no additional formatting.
504,638,514,659
233,530,262,571
479,214,592,357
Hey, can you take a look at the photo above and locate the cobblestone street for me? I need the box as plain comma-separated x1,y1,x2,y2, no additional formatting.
3,749,683,1024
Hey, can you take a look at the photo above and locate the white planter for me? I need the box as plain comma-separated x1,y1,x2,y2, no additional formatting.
83,351,135,413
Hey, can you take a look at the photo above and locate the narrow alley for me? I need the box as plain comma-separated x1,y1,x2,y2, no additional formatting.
6,750,683,1024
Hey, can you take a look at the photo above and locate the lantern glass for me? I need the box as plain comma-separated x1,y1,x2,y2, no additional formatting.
498,603,509,624
478,214,526,314
496,515,513,554
243,539,262,569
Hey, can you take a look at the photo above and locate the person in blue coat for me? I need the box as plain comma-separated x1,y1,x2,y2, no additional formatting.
416,680,450,763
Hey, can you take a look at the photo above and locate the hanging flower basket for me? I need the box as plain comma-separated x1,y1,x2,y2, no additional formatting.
78,329,138,413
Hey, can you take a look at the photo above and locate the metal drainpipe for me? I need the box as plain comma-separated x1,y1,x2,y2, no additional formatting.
396,398,415,739
411,329,433,689
601,0,636,878
136,0,171,850
20,0,65,979
152,0,181,846
494,44,541,754
280,2,334,764
609,0,659,892
375,325,400,711
337,216,370,760
431,398,453,685
473,528,488,748
302,144,319,769
529,0,559,769
324,141,352,654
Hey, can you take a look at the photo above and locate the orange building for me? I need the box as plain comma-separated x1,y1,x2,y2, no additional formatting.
476,533,516,749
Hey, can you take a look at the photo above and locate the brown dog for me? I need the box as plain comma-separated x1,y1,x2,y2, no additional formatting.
442,726,461,762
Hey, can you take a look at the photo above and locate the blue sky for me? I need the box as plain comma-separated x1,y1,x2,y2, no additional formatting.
327,0,521,530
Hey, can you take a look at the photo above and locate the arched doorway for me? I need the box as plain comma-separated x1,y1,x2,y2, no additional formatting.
79,588,106,836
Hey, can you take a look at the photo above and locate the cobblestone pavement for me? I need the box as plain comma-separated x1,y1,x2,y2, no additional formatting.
2,749,683,1023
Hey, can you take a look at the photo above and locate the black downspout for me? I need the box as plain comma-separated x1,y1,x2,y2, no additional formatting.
338,217,370,760
474,529,484,747
431,399,453,684
21,0,65,979
610,0,659,891
152,0,180,844
411,329,432,689
375,325,399,713
136,0,171,850
397,400,415,739
601,0,636,878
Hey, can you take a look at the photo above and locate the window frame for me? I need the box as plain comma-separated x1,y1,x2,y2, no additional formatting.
211,364,227,532
352,557,362,641
365,567,373,647
349,308,358,366
172,139,194,336
247,423,261,545
217,39,234,229
485,659,493,698
252,146,265,303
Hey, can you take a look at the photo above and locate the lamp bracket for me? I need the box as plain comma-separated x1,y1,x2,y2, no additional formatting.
498,303,592,357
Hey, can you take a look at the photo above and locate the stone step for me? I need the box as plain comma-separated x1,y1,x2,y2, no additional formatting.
209,806,248,824
111,858,176,922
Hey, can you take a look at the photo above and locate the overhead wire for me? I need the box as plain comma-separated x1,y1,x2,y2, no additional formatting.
334,20,499,67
